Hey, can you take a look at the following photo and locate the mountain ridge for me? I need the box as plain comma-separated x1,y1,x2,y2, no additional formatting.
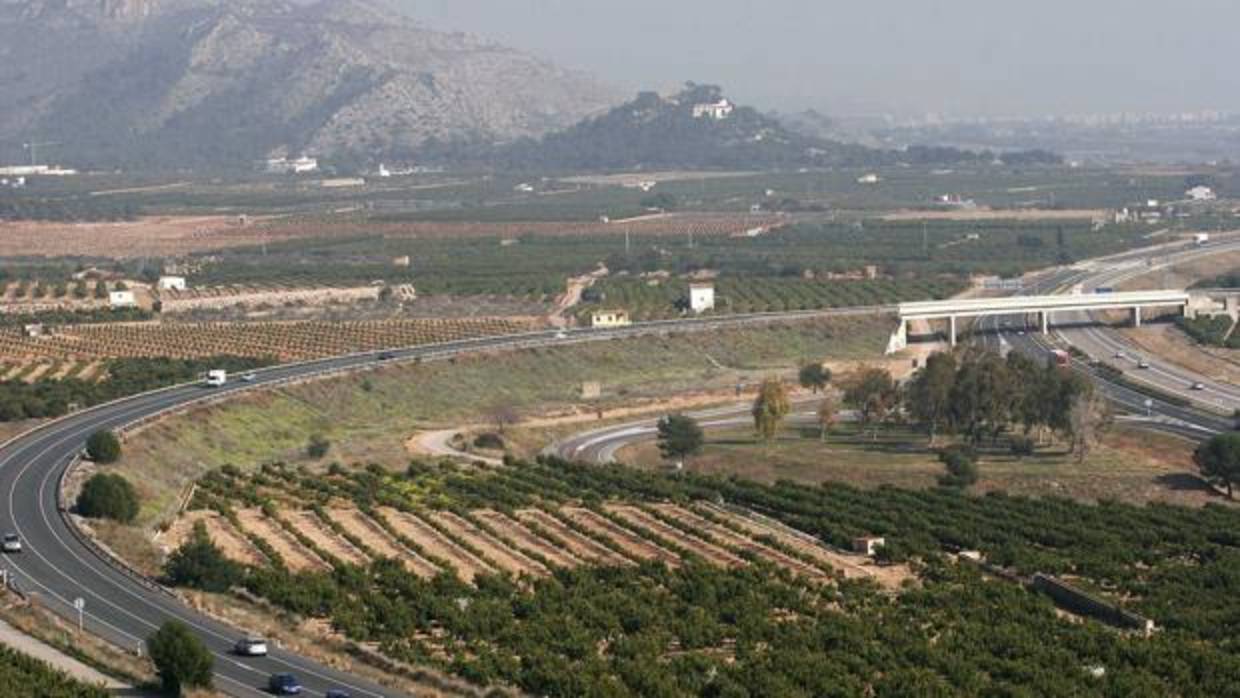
0,0,616,168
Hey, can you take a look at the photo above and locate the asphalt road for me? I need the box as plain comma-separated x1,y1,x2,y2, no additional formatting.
0,306,891,697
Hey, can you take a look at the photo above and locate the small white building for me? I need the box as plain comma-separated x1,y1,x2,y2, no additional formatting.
689,283,716,313
857,173,881,185
590,310,632,328
265,156,319,174
158,276,187,292
692,99,734,120
1187,186,1217,202
514,182,535,193
108,290,137,308
852,536,886,557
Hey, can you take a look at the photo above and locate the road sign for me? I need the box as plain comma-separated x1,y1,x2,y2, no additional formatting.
1144,398,1154,417
73,597,85,633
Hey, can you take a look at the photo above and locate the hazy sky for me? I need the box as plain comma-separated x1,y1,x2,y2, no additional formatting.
399,0,1238,118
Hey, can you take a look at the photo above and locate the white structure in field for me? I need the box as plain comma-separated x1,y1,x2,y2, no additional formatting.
1186,186,1217,201
689,283,715,313
692,99,734,120
265,156,319,174
158,276,187,291
857,173,880,184
590,310,632,328
108,290,137,308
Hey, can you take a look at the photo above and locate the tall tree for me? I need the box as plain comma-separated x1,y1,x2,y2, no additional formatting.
816,394,840,443
752,378,791,443
905,352,956,445
844,367,899,440
798,363,832,394
1068,391,1111,463
1194,432,1240,498
148,621,213,696
656,414,705,464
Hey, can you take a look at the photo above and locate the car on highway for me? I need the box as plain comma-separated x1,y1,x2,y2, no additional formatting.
268,672,302,695
555,330,569,339
1,533,21,553
234,636,268,657
242,372,258,383
325,690,351,698
1137,360,1150,369
1113,351,1125,360
1191,382,1206,391
377,351,396,361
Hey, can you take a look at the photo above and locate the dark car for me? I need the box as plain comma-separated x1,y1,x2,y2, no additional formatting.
325,691,351,698
268,673,302,695
377,351,396,361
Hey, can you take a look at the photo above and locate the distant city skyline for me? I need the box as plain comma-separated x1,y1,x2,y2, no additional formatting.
400,0,1240,118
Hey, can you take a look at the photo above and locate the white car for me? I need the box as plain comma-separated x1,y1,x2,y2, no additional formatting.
234,636,269,657
1191,382,1206,392
555,331,568,340
242,372,257,383
2,533,21,553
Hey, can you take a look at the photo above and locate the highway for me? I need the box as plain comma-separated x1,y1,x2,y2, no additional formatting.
0,306,893,697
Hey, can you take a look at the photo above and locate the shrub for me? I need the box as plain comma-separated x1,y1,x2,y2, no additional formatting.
1009,436,1035,457
164,521,242,592
938,448,979,489
85,430,122,464
75,473,139,523
473,432,506,450
306,434,331,459
148,621,213,695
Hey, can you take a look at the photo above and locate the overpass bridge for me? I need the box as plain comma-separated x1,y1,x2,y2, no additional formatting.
888,290,1192,353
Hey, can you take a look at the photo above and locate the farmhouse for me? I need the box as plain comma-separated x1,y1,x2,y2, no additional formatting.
108,290,137,308
158,276,187,291
590,310,632,328
692,99,734,120
852,536,886,556
1187,186,1217,201
265,156,319,174
857,173,881,185
689,283,716,313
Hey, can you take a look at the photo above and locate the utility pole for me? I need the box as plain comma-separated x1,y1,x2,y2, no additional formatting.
922,221,929,258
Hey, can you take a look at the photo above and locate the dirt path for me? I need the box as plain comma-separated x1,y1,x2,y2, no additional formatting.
474,510,581,569
377,508,494,583
236,508,329,573
285,510,370,566
516,509,631,566
650,504,827,580
427,511,548,578
559,508,680,566
406,430,504,465
329,509,439,578
605,504,747,568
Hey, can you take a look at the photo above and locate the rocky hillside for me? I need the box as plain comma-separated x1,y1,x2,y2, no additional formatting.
0,0,614,169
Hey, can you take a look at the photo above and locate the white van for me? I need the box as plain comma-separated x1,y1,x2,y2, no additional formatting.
205,370,228,387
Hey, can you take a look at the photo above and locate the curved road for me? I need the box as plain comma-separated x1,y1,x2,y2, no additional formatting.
0,308,889,697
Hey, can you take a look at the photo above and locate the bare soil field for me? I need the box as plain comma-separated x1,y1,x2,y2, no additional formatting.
474,510,581,569
285,510,369,566
559,171,757,187
882,208,1106,222
235,508,329,573
0,216,269,258
329,509,439,578
559,507,681,566
161,510,266,567
697,503,911,589
426,511,547,578
604,504,747,569
649,504,827,580
515,509,631,566
377,508,494,583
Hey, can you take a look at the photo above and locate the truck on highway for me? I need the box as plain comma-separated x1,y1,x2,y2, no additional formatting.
205,369,228,387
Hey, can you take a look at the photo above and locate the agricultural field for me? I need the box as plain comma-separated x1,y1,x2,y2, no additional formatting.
580,276,965,321
0,644,109,698
0,317,536,364
146,455,1240,696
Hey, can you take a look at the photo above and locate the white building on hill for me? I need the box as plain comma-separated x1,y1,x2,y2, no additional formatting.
689,283,716,313
1186,186,1217,202
693,99,734,120
158,276,187,292
109,291,137,308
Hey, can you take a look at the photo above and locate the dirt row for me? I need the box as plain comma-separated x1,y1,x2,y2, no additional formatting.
183,503,864,585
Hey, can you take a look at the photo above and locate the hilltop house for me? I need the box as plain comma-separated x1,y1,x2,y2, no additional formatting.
590,310,632,328
692,99,734,120
1187,186,1217,202
689,283,716,313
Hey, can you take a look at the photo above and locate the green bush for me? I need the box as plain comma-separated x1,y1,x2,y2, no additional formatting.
1009,435,1036,457
938,448,978,488
164,521,242,592
75,473,139,523
148,621,213,695
85,430,122,464
306,434,332,459
473,432,506,450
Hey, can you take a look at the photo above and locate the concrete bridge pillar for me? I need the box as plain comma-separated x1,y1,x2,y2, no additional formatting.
1132,306,1142,328
949,315,957,347
1040,311,1050,334
885,319,909,355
